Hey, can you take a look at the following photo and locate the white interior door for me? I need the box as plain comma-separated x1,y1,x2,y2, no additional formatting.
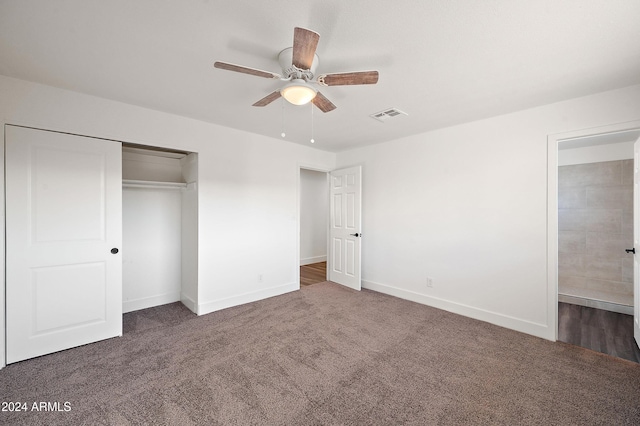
329,166,362,290
6,126,122,363
634,136,640,348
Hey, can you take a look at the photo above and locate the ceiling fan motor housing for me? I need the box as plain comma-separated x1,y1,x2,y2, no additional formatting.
278,47,319,81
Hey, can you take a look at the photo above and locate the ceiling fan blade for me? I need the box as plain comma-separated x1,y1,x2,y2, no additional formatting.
318,71,379,86
252,91,282,107
214,61,281,79
292,27,320,70
312,92,336,113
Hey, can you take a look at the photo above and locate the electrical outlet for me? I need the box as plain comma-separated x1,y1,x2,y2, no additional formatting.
426,277,434,288
258,274,263,283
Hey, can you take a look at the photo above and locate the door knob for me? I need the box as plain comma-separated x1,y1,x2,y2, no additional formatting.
111,248,119,254
349,233,361,237
625,248,635,254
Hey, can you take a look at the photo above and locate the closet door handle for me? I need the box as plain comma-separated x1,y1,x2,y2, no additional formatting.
625,248,635,254
111,248,119,254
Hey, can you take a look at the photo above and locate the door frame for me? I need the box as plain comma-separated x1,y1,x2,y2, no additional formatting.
297,165,331,287
547,119,640,341
297,164,364,289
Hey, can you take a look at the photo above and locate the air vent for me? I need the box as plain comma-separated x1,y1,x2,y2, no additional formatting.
369,108,408,122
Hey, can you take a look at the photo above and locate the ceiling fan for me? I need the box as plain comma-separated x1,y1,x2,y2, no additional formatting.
214,27,379,113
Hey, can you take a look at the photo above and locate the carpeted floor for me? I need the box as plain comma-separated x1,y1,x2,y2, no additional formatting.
1,281,640,425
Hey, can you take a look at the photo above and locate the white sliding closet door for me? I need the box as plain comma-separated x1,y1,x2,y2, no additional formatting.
6,126,122,363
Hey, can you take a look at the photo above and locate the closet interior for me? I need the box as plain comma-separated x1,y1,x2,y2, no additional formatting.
122,144,198,314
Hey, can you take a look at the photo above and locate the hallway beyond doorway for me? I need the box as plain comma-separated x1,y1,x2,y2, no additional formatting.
300,262,326,286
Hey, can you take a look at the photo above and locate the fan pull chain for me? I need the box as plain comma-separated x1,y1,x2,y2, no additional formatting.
310,102,315,144
281,98,286,138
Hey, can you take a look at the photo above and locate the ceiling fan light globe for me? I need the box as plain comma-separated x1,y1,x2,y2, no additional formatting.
281,81,317,105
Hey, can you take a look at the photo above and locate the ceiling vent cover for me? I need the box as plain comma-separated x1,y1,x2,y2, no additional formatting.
370,108,408,122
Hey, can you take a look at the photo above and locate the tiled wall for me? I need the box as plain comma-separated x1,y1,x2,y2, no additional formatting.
558,160,633,306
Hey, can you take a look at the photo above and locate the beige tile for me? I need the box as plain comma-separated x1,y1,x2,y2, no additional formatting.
558,253,584,277
584,255,622,281
605,292,633,305
622,257,634,283
622,159,634,186
585,278,632,296
586,185,633,210
622,209,634,235
558,275,586,291
558,161,621,188
558,231,585,254
583,278,609,293
585,209,622,233
558,209,586,231
585,232,633,259
562,284,633,305
559,187,586,209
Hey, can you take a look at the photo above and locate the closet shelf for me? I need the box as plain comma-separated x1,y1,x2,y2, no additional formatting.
122,179,187,190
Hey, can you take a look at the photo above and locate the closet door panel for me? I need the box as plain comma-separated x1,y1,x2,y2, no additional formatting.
6,126,122,363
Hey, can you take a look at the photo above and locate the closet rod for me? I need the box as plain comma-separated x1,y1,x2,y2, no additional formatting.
122,179,187,190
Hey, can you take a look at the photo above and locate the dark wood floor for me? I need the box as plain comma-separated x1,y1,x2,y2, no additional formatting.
558,302,639,363
300,261,326,286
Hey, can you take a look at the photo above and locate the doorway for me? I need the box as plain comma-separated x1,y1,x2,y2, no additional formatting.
298,165,363,290
550,125,640,361
299,168,329,286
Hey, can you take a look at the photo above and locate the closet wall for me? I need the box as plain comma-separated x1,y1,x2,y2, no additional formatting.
180,153,199,312
122,147,197,313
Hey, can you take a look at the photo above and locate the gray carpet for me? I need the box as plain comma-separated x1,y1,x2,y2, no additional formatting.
1,281,639,425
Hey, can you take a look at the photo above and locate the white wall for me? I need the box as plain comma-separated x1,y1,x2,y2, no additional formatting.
558,141,634,166
300,169,328,265
122,187,182,312
122,149,185,182
336,84,640,340
180,153,199,311
0,75,336,367
556,129,640,166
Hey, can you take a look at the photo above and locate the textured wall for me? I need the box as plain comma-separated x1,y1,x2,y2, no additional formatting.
558,160,634,306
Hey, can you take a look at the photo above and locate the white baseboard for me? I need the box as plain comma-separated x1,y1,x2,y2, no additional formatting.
180,293,198,314
362,280,553,341
123,291,181,313
197,282,299,316
300,255,327,266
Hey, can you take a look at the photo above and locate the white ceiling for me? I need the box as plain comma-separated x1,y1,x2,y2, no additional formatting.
1,0,639,152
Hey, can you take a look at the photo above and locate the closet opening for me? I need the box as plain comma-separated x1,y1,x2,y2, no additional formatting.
122,143,198,315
